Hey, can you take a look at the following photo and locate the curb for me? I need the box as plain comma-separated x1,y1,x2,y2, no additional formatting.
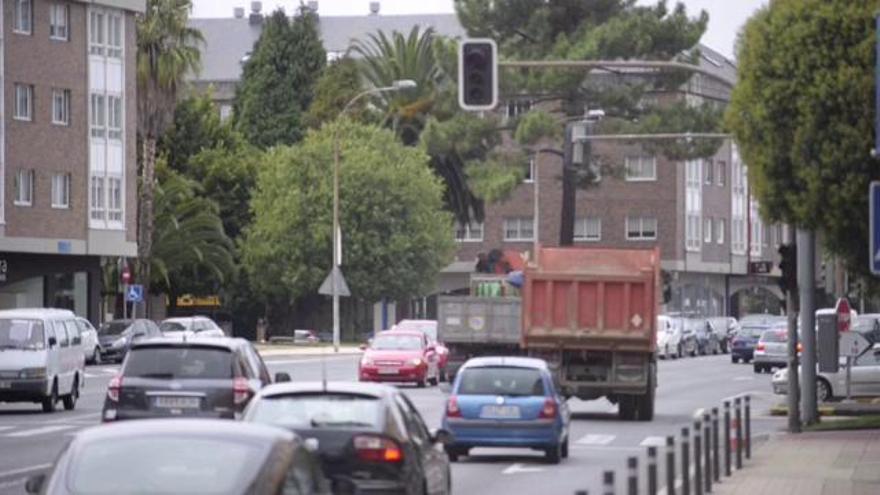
769,404,880,417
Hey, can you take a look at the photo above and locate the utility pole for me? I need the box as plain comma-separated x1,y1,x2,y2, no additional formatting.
797,228,818,425
784,225,801,433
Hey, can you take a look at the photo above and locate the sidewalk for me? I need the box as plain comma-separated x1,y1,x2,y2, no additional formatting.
712,429,880,495
255,344,362,357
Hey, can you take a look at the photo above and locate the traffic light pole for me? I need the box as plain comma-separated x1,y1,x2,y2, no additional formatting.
797,228,818,425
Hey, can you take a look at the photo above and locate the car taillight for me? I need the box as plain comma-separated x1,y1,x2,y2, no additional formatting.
797,343,803,353
353,435,403,463
107,375,122,402
756,343,766,351
233,377,250,405
446,395,461,418
539,397,557,419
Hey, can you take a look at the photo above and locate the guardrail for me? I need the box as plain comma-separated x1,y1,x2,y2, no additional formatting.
576,394,752,495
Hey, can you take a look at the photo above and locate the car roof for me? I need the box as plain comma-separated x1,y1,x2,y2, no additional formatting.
130,336,247,351
257,381,397,399
72,419,294,445
460,356,548,370
0,308,77,319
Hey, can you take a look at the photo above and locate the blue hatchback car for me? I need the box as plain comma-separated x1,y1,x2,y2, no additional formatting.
441,357,570,464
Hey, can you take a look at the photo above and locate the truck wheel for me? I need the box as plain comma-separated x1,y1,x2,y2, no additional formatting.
618,396,637,420
636,365,656,421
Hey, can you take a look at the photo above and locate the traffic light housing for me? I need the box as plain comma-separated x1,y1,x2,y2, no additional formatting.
778,243,798,294
661,270,673,304
458,39,497,111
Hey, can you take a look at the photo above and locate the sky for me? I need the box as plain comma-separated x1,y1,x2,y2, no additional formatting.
191,0,768,60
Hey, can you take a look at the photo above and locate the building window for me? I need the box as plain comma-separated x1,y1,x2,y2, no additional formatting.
14,84,33,121
704,217,713,243
52,89,71,126
14,0,32,34
626,216,657,241
108,177,123,222
685,159,702,251
89,11,106,55
574,217,601,242
625,156,657,181
50,3,70,41
108,14,123,58
717,218,725,244
90,176,105,220
750,200,763,257
717,160,726,186
51,174,71,209
455,221,484,242
14,170,35,206
505,100,533,120
704,159,714,185
524,157,536,183
219,104,233,122
503,217,534,241
90,94,106,138
108,95,123,140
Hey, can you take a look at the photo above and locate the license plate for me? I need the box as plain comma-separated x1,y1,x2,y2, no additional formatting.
0,381,10,389
154,396,200,409
480,405,521,419
378,368,398,375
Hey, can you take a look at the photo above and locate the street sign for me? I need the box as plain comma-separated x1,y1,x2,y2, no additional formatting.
125,284,144,303
835,297,852,333
870,181,880,274
748,261,773,275
318,266,350,297
840,332,871,358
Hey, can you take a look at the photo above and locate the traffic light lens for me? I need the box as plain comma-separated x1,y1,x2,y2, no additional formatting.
465,50,486,67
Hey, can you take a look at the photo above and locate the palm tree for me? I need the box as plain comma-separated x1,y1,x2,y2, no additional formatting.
136,0,203,301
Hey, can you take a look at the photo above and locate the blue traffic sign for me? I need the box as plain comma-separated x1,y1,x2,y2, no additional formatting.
125,284,144,303
871,182,880,275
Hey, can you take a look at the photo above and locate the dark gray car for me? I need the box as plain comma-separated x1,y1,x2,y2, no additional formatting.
102,337,285,422
25,419,330,494
97,319,161,363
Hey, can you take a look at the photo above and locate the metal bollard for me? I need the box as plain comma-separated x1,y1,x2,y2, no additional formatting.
647,446,658,495
666,436,676,495
745,395,752,459
693,419,703,495
603,470,615,495
627,456,638,495
703,412,712,493
735,397,743,470
681,427,691,495
575,492,589,495
723,400,731,476
712,407,720,482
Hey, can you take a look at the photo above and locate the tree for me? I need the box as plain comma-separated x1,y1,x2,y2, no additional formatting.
726,0,879,279
304,57,367,129
159,91,241,174
137,0,204,299
242,121,455,314
234,7,326,148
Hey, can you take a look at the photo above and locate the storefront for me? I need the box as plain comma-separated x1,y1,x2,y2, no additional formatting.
0,253,102,321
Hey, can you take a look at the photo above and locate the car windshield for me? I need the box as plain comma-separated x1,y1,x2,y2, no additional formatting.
458,366,545,396
99,322,131,336
247,394,382,429
124,347,233,379
0,319,45,350
760,330,787,343
159,321,189,332
67,436,268,494
371,334,422,350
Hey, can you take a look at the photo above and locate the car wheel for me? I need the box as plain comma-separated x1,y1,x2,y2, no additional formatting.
545,442,562,464
677,343,683,358
561,436,569,459
63,377,79,411
816,378,833,402
445,446,461,462
92,347,102,365
753,364,762,374
42,381,58,413
417,377,427,388
439,369,448,382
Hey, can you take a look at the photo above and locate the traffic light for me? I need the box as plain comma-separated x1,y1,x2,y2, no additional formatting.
661,270,673,304
458,39,497,110
778,243,798,294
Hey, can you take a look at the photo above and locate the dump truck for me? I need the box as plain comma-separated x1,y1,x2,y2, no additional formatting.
437,246,660,421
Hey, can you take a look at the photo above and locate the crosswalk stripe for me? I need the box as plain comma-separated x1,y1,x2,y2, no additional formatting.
640,436,667,447
576,434,615,446
4,425,75,438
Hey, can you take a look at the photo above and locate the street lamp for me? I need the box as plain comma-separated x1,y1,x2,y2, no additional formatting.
331,79,418,352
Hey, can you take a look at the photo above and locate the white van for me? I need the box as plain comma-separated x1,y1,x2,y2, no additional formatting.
0,308,86,412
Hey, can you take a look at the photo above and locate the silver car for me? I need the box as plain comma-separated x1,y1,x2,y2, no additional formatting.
657,316,683,359
772,345,880,401
753,324,795,373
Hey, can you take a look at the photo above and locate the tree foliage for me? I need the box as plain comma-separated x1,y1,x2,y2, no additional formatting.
304,57,367,128
726,0,879,278
242,121,455,303
234,8,326,148
159,91,241,173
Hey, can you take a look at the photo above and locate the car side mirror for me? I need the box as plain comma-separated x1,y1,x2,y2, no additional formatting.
274,372,291,383
25,474,45,494
430,428,454,446
48,337,57,348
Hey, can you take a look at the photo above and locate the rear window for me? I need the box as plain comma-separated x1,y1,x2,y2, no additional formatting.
739,326,767,338
124,347,234,379
458,367,545,396
760,330,787,343
68,436,268,494
247,394,382,429
159,321,188,332
99,321,131,336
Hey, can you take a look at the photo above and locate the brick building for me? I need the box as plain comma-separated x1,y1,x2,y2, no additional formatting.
0,0,143,320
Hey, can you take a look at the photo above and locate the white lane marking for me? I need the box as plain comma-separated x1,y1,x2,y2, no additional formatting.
0,463,53,479
576,434,615,446
0,426,14,432
44,412,100,425
502,463,544,474
640,436,667,447
733,376,755,381
4,425,75,438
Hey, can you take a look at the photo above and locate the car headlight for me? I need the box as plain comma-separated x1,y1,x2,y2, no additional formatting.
112,337,128,348
19,368,47,379
360,356,373,366
410,358,423,366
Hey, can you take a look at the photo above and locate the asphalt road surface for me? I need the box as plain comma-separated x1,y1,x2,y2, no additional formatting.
0,353,785,494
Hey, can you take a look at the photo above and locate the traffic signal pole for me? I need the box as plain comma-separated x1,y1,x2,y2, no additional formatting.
797,228,818,425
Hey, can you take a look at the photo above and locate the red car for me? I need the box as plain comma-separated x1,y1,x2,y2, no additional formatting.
359,330,440,387
393,320,450,381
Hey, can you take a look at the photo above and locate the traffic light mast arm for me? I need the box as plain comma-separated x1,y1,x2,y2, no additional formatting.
498,59,732,85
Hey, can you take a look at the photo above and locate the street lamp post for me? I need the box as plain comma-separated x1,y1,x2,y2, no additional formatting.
331,79,417,352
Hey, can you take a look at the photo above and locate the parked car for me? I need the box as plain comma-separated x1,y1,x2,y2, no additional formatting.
657,315,683,359
97,319,161,363
753,324,801,373
707,317,740,353
359,330,441,387
730,324,772,364
442,357,571,464
676,319,701,357
394,319,450,381
293,329,319,344
25,419,330,495
694,319,722,355
853,314,880,346
74,317,101,365
102,337,284,422
243,381,452,495
159,316,225,339
772,345,880,401
0,308,86,413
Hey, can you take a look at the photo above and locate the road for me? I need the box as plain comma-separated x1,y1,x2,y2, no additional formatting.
0,353,785,494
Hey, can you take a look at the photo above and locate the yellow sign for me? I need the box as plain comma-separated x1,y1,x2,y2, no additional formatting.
176,295,221,307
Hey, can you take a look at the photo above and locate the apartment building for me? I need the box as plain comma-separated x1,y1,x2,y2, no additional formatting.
0,0,143,320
